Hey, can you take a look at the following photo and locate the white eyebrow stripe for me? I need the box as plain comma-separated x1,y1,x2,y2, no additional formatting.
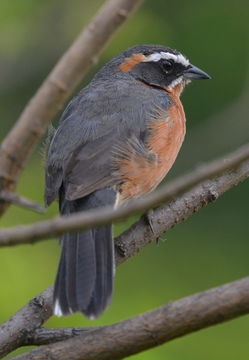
160,52,190,66
144,51,189,67
145,53,161,62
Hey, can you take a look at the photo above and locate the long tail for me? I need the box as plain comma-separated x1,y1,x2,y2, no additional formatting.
53,187,116,319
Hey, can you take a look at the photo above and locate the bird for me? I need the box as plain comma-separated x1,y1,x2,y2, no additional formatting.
45,44,210,319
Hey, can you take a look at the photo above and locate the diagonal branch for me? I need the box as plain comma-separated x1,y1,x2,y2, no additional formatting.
0,287,53,359
0,0,143,216
0,192,44,213
1,149,249,358
115,156,249,263
12,276,249,360
0,143,249,247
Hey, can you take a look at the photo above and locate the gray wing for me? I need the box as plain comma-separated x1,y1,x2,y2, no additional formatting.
45,79,171,205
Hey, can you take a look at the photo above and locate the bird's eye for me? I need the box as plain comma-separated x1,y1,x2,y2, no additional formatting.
161,59,174,73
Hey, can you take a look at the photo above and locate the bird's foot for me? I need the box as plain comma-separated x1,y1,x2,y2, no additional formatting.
144,209,160,245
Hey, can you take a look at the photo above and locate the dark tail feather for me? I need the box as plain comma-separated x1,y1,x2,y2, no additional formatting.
53,243,70,315
84,224,114,318
53,187,116,319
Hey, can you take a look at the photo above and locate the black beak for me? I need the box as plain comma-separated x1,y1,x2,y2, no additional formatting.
183,64,211,80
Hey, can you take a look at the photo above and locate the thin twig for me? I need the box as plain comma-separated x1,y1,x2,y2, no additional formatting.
0,192,44,213
12,276,249,360
0,0,143,216
1,153,249,358
0,143,249,247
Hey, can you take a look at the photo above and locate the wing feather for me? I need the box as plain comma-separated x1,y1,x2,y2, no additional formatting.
45,79,171,203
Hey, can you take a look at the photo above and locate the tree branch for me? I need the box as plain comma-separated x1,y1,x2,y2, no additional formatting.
115,156,249,263
12,276,249,360
0,192,44,213
0,0,143,216
0,287,53,358
1,1,247,359
0,143,249,247
1,148,249,358
24,327,102,346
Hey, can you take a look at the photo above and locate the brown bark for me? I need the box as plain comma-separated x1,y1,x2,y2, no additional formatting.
13,277,249,360
24,327,102,346
1,154,248,358
1,1,248,359
0,287,53,358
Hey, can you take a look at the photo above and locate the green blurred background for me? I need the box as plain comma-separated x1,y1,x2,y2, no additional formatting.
1,0,249,358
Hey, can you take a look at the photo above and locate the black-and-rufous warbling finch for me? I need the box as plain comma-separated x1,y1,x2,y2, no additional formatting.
45,44,210,319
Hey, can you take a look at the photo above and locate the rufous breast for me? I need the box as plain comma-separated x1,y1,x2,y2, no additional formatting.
118,91,186,201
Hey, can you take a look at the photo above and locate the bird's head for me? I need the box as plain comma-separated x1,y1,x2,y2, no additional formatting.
112,44,210,96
